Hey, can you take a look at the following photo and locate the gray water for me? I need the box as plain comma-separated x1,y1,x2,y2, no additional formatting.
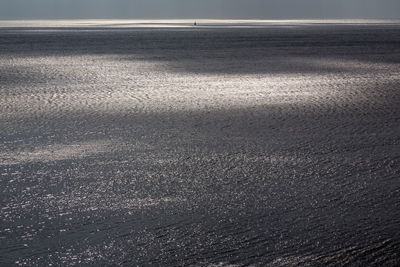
1,21,400,266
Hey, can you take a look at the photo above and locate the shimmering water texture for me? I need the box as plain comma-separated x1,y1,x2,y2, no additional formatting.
1,20,400,266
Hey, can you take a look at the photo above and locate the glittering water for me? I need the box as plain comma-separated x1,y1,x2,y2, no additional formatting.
1,20,400,266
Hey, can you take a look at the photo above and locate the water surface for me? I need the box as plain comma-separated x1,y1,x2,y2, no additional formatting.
1,20,400,266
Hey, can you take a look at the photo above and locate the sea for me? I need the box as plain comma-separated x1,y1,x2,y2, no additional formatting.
1,20,400,266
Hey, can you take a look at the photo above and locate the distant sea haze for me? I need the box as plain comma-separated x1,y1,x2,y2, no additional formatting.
1,20,400,266
1,19,400,28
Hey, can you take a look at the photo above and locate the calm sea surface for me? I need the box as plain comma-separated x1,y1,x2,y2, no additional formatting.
1,21,400,266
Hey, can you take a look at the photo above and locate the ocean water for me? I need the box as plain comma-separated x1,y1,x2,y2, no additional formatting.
1,20,400,266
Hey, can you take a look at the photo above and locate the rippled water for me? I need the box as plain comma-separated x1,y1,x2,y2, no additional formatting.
1,20,400,266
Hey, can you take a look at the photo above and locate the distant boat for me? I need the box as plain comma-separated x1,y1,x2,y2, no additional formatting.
194,21,197,26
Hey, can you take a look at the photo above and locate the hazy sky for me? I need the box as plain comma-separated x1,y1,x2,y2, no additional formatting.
0,0,399,20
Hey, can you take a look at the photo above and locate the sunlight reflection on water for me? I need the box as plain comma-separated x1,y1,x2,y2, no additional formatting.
1,22,400,266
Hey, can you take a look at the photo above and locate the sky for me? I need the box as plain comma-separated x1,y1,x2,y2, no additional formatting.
0,0,399,20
